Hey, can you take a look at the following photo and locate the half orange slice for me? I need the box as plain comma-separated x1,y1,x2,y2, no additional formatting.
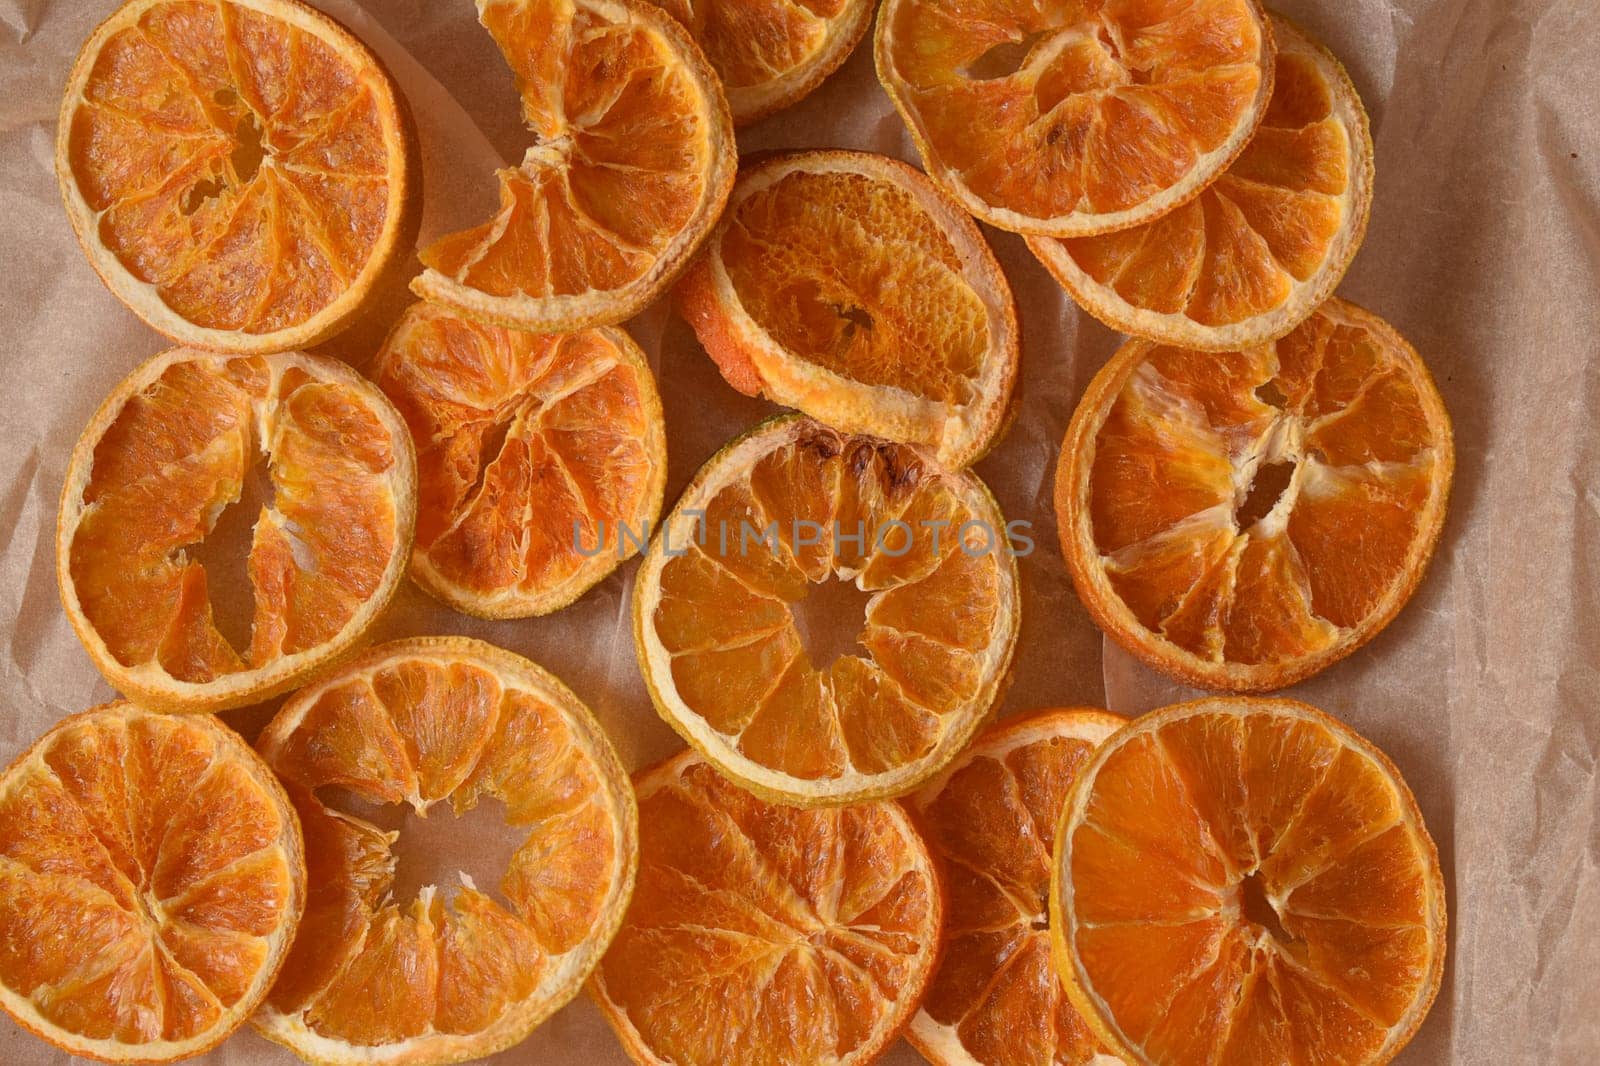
1052,697,1446,1065
253,636,637,1066
57,348,417,713
633,416,1021,805
906,708,1127,1066
372,302,668,618
0,704,304,1063
1055,299,1453,692
57,0,413,353
591,748,943,1065
1030,15,1374,350
677,150,1020,469
875,0,1276,237
413,0,737,333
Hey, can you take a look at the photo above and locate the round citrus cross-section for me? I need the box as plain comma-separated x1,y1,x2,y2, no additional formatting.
905,708,1128,1066
372,302,668,619
649,0,874,124
57,0,413,354
875,0,1276,237
413,0,736,333
57,348,417,714
252,636,638,1066
633,416,1022,806
590,748,944,1065
1052,697,1447,1065
676,150,1020,469
0,703,305,1064
1055,299,1453,692
1030,15,1374,350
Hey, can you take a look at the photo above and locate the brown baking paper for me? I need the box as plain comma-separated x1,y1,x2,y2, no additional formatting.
2,0,1596,1062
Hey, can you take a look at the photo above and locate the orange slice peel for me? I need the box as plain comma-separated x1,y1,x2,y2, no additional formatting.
676,150,1020,469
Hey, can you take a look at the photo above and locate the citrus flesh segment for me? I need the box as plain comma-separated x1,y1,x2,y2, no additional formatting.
253,637,637,1066
905,708,1128,1066
371,302,667,619
57,349,416,713
57,0,411,354
1054,299,1453,692
413,0,736,332
649,0,874,124
676,151,1019,469
874,0,1275,237
0,704,303,1064
1052,698,1446,1066
1030,16,1373,350
590,749,943,1065
633,416,1021,805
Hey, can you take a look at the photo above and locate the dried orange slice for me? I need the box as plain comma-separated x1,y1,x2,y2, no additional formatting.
875,0,1275,237
253,636,637,1066
0,703,304,1063
633,416,1021,805
412,0,737,333
591,748,943,1065
1030,15,1374,350
371,302,667,619
649,0,874,124
676,150,1020,469
905,708,1126,1066
57,348,417,713
57,0,412,354
1052,697,1447,1065
1055,299,1453,692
